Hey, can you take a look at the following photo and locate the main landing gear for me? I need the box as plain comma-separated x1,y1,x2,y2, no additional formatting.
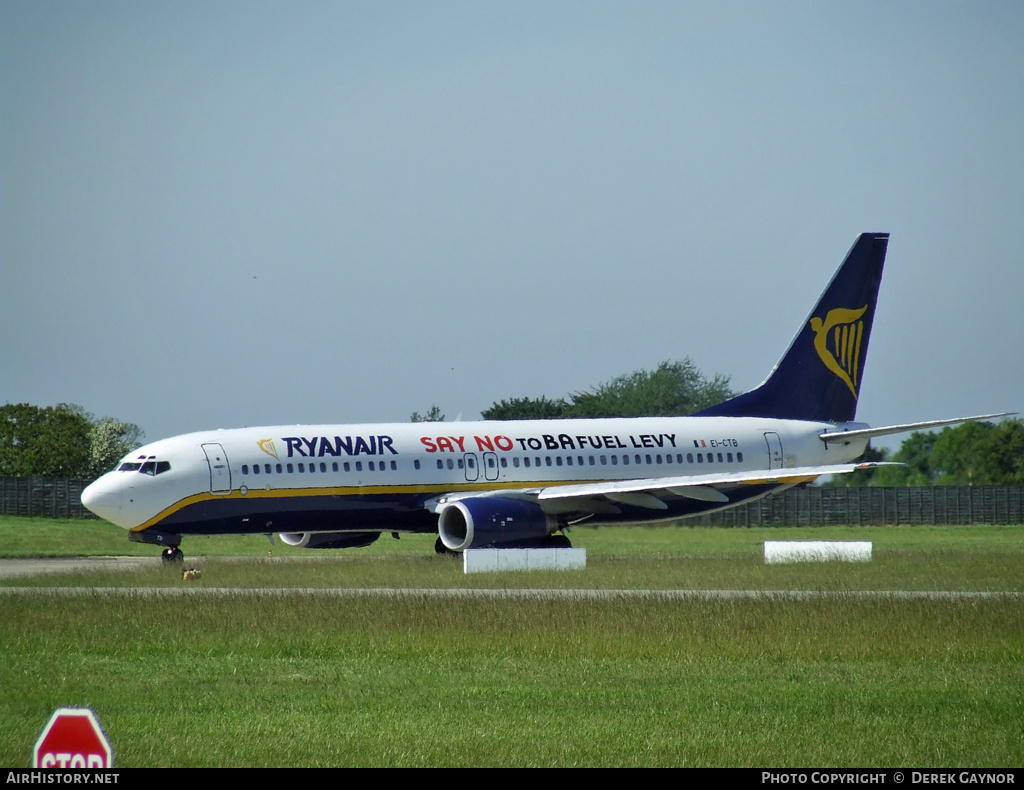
435,537,459,556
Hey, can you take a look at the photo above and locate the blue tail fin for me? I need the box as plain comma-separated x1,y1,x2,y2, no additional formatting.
696,233,889,423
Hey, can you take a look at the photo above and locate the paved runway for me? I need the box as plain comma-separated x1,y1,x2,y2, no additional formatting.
1,557,1020,599
0,556,153,579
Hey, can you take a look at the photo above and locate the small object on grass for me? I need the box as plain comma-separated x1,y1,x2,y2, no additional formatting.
182,568,201,581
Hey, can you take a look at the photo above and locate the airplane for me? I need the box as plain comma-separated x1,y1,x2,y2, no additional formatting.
81,233,1011,562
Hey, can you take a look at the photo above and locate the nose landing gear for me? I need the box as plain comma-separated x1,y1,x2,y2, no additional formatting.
129,529,184,562
161,546,184,564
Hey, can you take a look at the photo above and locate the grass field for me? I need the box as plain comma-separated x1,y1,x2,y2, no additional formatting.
1,517,1022,767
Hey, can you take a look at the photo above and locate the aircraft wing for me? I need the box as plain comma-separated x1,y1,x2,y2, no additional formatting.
426,462,896,515
534,462,894,509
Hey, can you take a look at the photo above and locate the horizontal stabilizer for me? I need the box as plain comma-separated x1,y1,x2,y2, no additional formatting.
819,412,1016,444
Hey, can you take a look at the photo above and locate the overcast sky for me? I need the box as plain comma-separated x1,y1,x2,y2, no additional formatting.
3,1,1022,448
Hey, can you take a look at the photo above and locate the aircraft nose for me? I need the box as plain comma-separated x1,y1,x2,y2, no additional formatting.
81,474,123,524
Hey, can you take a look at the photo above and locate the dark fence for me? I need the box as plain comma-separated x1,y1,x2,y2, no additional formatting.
696,485,1024,527
2,477,1023,526
0,477,96,519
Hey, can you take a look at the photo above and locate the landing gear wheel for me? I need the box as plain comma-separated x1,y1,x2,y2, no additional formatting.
546,534,572,549
161,547,184,564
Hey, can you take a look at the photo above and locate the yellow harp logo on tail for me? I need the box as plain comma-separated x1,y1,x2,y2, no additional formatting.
809,305,868,399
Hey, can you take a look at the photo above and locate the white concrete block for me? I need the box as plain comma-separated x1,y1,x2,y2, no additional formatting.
463,547,587,573
764,541,872,564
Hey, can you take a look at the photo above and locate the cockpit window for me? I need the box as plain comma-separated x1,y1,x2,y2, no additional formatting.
121,456,171,475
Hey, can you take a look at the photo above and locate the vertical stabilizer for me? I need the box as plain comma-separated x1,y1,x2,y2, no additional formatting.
696,233,889,423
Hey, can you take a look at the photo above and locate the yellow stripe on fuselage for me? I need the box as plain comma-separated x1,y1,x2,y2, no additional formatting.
129,479,577,532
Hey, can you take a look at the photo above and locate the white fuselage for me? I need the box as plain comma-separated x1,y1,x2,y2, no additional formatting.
81,415,868,538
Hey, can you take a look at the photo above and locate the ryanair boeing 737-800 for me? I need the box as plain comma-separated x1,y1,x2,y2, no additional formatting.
81,234,1009,561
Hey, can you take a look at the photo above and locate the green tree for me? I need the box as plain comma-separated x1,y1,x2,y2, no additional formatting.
410,405,445,422
0,403,92,477
869,431,939,487
481,359,733,421
929,419,1024,485
481,396,568,421
0,403,144,478
830,418,1024,487
90,417,145,476
565,359,734,418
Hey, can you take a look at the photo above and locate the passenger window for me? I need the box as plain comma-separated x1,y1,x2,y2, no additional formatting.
287,464,294,473
727,453,733,463
355,462,362,472
737,452,744,462
241,465,249,475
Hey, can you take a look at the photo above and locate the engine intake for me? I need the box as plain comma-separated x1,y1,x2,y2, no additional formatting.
437,497,556,551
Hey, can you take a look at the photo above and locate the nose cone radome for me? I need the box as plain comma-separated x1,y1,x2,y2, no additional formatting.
81,473,124,526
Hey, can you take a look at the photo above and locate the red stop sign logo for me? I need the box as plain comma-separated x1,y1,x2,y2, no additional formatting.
32,708,113,769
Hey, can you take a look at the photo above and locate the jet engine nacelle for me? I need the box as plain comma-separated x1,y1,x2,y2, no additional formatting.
278,531,380,549
437,496,557,552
